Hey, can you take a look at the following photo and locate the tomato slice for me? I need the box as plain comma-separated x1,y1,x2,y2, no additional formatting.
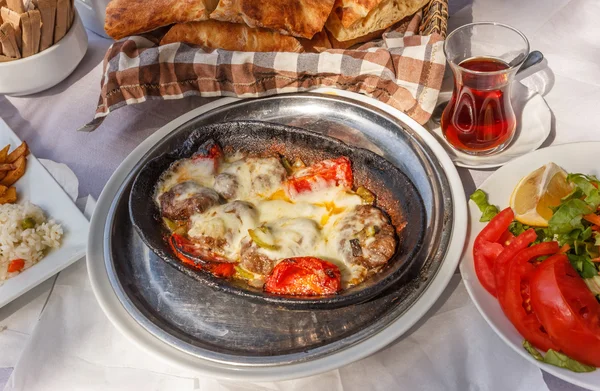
285,157,353,199
530,254,600,366
494,228,537,299
473,207,515,296
499,242,560,352
498,230,516,247
264,257,341,296
168,234,235,278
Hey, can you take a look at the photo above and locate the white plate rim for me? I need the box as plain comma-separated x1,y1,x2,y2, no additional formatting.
0,117,89,308
459,141,600,391
87,89,468,382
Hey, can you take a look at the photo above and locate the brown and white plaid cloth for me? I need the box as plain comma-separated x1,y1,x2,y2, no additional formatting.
84,13,445,131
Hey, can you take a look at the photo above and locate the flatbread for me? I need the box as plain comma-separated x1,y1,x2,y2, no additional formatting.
332,0,384,29
20,9,40,57
33,0,56,51
6,0,24,13
105,0,219,40
298,29,332,53
1,7,21,49
0,22,20,58
161,20,304,52
325,0,428,42
0,54,18,61
326,28,383,49
53,0,68,43
209,0,335,39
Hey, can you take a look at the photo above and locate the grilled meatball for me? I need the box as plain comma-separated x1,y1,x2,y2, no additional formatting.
159,181,221,220
334,205,397,269
187,201,259,262
239,240,276,275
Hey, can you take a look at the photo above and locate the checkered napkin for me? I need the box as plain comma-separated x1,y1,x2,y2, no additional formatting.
83,13,446,131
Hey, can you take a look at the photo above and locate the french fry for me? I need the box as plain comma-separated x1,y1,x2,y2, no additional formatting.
6,141,28,163
0,186,17,204
0,163,15,171
0,185,8,196
1,155,25,186
0,145,10,164
0,145,12,181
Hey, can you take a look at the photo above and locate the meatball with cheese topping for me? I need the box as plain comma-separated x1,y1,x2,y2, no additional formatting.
159,181,221,221
239,218,323,275
332,205,397,269
187,201,259,262
214,156,286,200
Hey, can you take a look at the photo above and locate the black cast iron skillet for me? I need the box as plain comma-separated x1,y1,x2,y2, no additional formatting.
129,120,426,310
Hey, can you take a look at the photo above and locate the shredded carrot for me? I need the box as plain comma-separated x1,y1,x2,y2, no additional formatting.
592,258,600,263
559,244,571,253
583,214,600,226
592,225,600,232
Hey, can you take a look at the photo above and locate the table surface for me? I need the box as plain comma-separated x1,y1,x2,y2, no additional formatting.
0,0,599,389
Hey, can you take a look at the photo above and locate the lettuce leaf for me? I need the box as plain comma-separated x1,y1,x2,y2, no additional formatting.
548,199,593,235
568,254,598,279
567,173,600,209
523,341,596,373
470,190,499,222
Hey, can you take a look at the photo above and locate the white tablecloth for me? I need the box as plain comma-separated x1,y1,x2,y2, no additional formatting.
0,0,599,389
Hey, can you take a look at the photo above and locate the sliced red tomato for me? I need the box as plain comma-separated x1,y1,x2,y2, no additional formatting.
530,254,600,366
494,228,537,299
285,157,353,198
192,142,223,171
498,230,516,247
499,242,560,352
168,234,235,278
264,257,341,296
473,207,515,296
7,259,25,273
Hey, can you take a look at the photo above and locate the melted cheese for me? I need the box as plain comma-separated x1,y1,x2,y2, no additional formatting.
293,187,363,208
157,152,385,287
256,199,328,225
217,157,285,201
188,201,258,260
155,158,216,203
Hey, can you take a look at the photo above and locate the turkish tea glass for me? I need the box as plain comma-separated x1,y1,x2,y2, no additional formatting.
441,22,530,155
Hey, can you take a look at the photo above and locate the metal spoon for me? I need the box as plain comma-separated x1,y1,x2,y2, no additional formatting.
430,50,544,124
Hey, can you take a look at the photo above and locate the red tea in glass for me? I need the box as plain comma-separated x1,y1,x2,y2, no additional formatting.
441,57,516,153
441,23,529,155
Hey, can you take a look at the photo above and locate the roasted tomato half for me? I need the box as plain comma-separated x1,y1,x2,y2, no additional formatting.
285,157,353,198
264,257,342,296
192,141,224,171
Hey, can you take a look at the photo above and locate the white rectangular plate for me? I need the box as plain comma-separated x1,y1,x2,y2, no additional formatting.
0,118,89,307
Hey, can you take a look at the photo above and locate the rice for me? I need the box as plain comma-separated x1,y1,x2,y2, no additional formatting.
0,202,63,282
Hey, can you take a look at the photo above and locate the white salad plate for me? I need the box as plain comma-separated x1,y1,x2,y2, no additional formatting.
0,118,89,308
87,89,468,381
460,142,600,391
428,81,552,169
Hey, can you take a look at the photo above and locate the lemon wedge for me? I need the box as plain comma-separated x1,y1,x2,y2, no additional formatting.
509,163,574,227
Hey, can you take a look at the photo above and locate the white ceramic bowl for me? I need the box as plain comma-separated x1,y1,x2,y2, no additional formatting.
0,10,88,96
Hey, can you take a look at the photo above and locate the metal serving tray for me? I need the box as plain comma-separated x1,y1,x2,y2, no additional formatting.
103,93,453,367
